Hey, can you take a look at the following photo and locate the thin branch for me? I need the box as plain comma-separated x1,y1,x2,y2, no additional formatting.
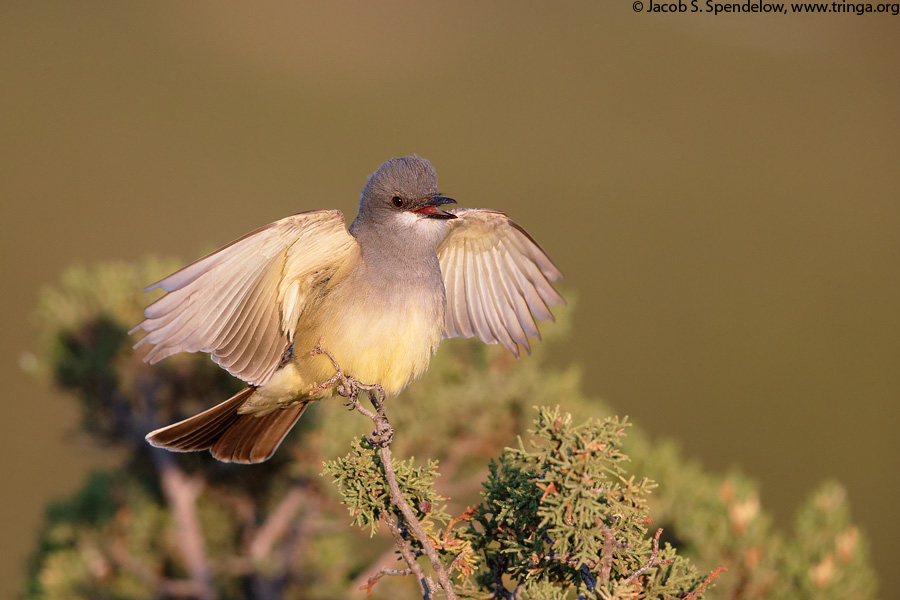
509,577,526,600
385,514,432,599
248,484,306,561
379,444,456,598
625,528,673,585
442,506,478,545
598,522,618,584
682,565,728,600
351,546,405,592
360,565,416,597
152,452,218,600
447,547,473,577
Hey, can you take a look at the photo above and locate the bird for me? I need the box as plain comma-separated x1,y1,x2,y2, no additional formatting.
132,156,564,464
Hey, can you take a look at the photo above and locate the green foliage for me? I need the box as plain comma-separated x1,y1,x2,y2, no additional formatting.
22,260,879,600
23,472,165,600
323,439,449,537
786,482,875,600
459,408,703,599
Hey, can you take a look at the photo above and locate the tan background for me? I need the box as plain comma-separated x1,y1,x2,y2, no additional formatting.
2,2,898,597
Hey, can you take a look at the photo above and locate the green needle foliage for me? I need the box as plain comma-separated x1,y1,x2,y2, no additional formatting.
461,408,703,598
323,439,449,538
20,260,878,600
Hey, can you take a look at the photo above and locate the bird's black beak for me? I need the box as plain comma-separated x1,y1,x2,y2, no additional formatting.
410,195,457,219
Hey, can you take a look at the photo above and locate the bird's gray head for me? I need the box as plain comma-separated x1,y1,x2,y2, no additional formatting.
351,156,457,242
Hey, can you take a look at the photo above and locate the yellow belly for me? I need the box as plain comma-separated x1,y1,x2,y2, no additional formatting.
253,280,444,410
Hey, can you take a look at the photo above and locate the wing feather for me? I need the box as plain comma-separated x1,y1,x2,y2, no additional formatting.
449,245,474,338
473,249,517,353
132,210,356,385
487,246,530,354
437,208,564,356
440,245,460,338
510,258,555,323
463,240,496,344
495,253,541,339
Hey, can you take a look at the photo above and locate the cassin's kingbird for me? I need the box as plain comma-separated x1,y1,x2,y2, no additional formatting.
133,156,563,463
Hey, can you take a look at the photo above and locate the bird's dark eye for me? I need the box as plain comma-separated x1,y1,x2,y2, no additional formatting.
391,196,403,208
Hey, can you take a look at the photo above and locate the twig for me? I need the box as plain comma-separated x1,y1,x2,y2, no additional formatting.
248,484,306,561
447,547,472,575
360,565,416,597
442,506,478,545
509,577,526,599
681,565,728,600
312,342,457,599
385,514,432,599
625,528,673,585
351,546,404,591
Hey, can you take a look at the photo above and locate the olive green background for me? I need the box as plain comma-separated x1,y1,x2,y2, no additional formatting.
2,2,898,598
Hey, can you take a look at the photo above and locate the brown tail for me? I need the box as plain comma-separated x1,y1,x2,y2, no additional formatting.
145,387,309,464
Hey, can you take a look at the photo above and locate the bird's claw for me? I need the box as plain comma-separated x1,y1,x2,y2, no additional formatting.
367,420,394,447
310,342,392,441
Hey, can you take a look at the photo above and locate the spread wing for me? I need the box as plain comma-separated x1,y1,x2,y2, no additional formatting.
436,208,564,357
131,210,357,385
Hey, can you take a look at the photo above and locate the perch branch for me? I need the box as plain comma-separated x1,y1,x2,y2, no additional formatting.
311,342,457,600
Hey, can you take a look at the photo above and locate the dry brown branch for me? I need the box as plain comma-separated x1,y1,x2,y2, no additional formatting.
152,451,218,600
360,565,417,597
598,521,618,584
385,514,432,598
351,546,406,592
442,506,478,545
249,484,307,561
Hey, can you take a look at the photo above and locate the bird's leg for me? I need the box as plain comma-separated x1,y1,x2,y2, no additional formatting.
309,340,392,446
308,340,353,399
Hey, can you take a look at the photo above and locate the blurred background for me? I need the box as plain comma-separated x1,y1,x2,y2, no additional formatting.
2,2,897,598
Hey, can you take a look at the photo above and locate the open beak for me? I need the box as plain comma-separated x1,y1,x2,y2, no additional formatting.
410,195,457,219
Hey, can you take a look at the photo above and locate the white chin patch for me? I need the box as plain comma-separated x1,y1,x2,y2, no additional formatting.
395,210,447,245
397,210,433,227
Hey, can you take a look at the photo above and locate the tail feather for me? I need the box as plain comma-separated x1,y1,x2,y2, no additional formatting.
172,395,247,451
146,388,308,464
212,404,307,464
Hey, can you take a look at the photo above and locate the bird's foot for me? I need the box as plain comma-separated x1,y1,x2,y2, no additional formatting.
309,340,349,395
368,417,394,447
309,340,391,445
